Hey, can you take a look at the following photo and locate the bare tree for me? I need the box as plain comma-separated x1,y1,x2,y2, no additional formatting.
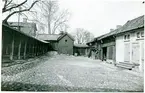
37,0,70,34
72,28,94,44
2,0,39,23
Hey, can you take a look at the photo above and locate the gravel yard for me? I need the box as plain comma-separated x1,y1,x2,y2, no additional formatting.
1,52,144,92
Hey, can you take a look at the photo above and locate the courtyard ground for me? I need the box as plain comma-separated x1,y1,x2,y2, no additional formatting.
1,52,144,92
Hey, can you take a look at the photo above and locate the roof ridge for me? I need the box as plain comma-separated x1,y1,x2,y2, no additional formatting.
38,34,60,35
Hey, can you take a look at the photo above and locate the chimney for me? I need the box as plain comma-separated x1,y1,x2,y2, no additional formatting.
23,18,27,23
59,31,67,35
110,29,114,32
59,31,64,35
116,25,122,29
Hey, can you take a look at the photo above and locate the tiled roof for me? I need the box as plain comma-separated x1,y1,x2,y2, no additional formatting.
87,15,144,43
74,44,89,48
98,15,144,40
3,24,49,43
37,32,74,41
58,33,74,41
37,34,61,41
116,15,144,34
8,22,37,31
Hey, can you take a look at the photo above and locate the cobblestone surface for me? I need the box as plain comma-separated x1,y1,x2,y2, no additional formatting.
1,52,144,92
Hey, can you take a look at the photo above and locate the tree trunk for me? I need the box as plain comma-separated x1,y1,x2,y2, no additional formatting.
48,17,51,34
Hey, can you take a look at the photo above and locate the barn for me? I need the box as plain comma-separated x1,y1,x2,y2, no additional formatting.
37,32,74,55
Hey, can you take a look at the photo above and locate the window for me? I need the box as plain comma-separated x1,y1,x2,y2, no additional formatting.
65,40,67,42
124,35,127,40
124,34,130,41
127,34,130,39
137,32,140,38
141,32,144,37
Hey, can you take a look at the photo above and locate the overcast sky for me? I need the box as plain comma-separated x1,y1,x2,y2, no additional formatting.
3,0,144,37
58,0,144,37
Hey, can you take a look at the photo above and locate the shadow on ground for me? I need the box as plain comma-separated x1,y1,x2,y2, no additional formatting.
1,81,143,92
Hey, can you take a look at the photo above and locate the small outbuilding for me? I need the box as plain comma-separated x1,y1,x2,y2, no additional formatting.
37,32,74,55
73,44,89,56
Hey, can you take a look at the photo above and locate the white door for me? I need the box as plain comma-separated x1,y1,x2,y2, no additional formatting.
132,43,140,64
124,43,130,62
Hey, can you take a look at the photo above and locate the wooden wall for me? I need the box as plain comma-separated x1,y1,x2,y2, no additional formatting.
2,24,49,61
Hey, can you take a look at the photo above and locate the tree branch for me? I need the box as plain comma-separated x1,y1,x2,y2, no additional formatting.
3,0,39,23
6,0,13,6
3,0,8,11
3,0,28,13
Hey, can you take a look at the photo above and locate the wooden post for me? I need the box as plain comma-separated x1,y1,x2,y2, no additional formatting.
38,44,40,55
40,44,41,55
40,45,41,55
43,44,44,54
33,45,35,57
10,36,14,60
35,43,38,56
23,40,27,59
29,44,32,57
18,40,22,59
6,46,9,55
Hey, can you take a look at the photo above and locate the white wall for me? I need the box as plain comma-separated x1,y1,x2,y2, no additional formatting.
116,35,124,63
116,28,144,71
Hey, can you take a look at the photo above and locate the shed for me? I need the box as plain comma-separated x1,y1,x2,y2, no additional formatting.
37,32,74,55
73,44,89,56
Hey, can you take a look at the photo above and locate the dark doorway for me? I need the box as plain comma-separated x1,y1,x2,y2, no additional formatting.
102,47,107,61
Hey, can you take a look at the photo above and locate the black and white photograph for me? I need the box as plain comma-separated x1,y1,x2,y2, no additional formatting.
1,0,144,92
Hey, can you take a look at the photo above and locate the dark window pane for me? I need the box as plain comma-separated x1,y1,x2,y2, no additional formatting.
128,34,130,39
141,32,144,37
65,40,67,42
137,32,140,38
124,35,126,40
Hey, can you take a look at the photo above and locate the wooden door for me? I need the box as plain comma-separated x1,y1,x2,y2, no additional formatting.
124,43,130,62
132,43,140,64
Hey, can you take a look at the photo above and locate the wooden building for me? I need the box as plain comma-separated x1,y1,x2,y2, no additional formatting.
73,44,89,56
8,18,37,37
97,30,116,64
86,15,144,72
37,32,74,55
2,23,49,61
115,15,144,71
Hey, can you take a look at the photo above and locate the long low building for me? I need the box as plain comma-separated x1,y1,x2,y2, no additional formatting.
2,23,50,61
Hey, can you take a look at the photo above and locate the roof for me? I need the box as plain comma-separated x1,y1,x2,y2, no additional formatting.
116,15,144,34
86,34,105,44
3,24,49,44
8,22,37,31
37,33,74,41
37,34,61,41
58,33,74,41
74,44,89,48
96,15,144,40
86,15,144,43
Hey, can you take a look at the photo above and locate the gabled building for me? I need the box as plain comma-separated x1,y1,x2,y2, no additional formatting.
8,18,37,36
115,15,144,71
86,15,144,72
87,29,117,63
37,32,74,55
